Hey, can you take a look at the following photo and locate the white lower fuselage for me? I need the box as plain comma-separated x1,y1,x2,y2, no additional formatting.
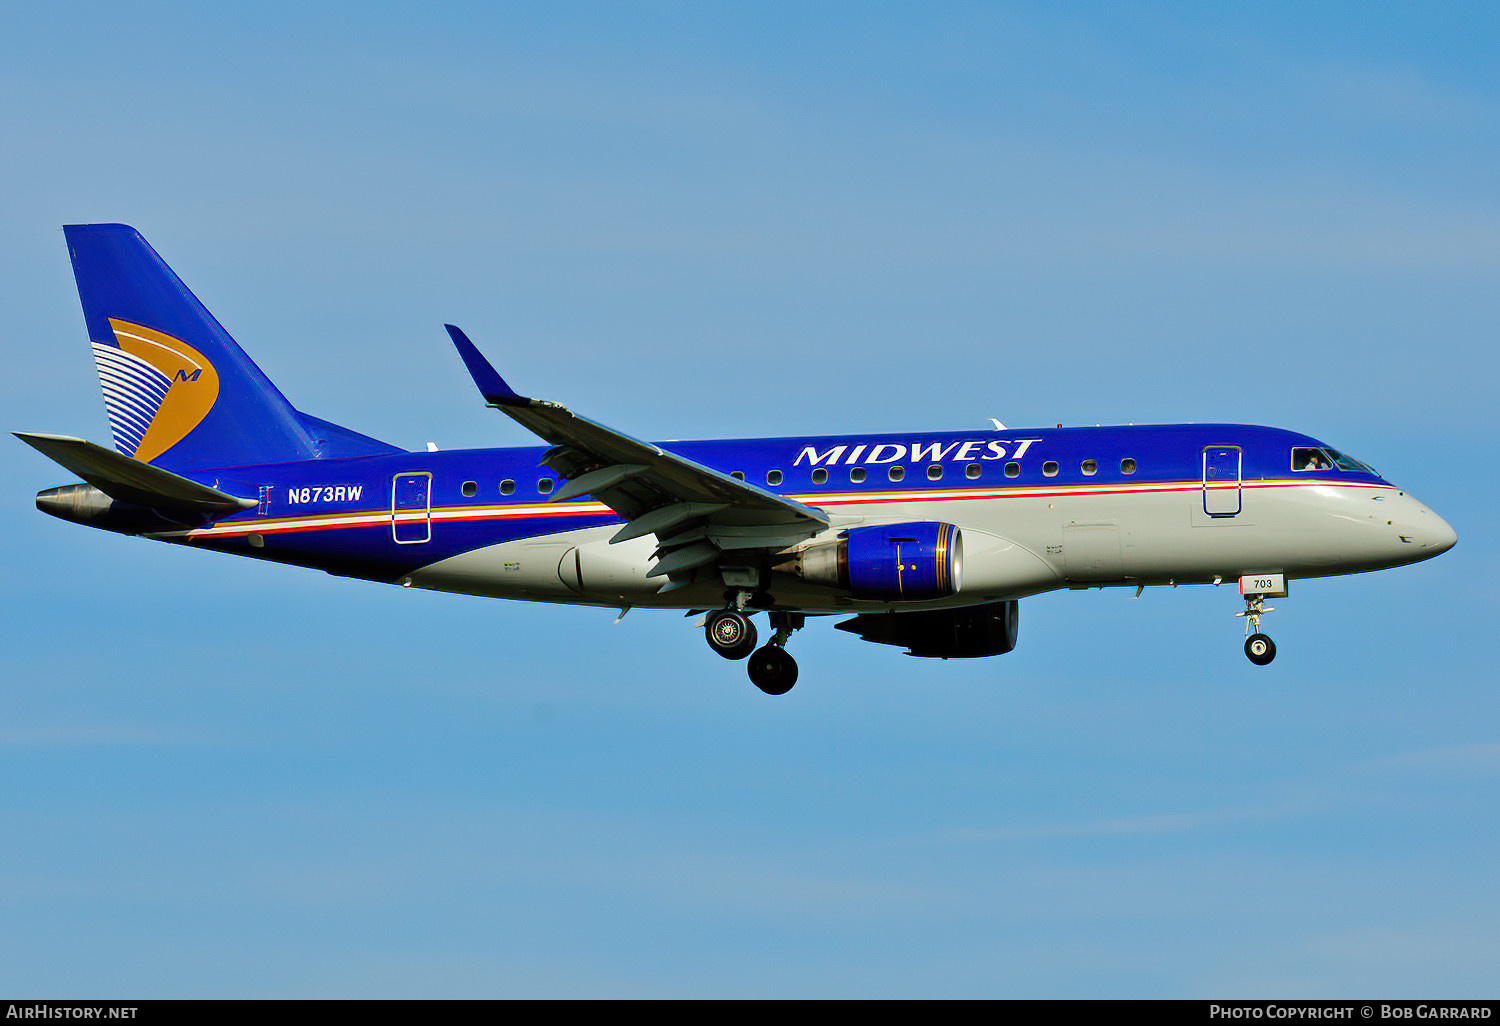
406,477,1455,612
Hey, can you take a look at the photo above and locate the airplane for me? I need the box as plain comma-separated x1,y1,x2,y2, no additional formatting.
18,224,1458,695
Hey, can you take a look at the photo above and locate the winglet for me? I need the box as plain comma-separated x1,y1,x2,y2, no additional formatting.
445,325,529,407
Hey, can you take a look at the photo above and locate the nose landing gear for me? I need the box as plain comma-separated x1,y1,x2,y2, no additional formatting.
1234,573,1286,665
1244,630,1276,665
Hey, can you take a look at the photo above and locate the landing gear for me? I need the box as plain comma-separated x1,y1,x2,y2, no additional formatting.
747,611,805,695
748,645,798,695
1244,633,1276,665
705,606,805,693
705,608,757,660
1235,590,1277,666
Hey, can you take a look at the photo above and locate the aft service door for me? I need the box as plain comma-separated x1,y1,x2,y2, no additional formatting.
391,472,432,543
1201,446,1242,517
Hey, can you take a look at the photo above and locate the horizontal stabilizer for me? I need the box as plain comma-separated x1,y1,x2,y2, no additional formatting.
15,432,257,517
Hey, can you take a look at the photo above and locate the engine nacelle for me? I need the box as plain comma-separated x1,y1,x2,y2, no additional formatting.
835,600,1020,658
781,522,962,600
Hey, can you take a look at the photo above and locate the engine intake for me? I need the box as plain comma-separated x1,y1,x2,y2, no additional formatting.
779,522,962,600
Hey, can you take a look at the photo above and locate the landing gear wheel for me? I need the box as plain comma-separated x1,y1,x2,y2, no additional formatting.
1244,633,1276,666
706,609,757,660
748,645,798,695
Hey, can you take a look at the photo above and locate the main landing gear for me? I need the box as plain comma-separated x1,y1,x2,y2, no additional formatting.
705,608,757,660
704,605,804,695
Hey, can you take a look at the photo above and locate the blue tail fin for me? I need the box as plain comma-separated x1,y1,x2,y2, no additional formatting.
65,224,400,471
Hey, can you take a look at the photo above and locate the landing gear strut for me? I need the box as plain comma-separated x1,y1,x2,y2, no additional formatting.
748,611,804,695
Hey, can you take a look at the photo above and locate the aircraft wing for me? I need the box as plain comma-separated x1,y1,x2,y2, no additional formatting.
447,326,829,591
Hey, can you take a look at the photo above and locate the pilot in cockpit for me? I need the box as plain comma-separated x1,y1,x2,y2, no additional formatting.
1295,447,1329,471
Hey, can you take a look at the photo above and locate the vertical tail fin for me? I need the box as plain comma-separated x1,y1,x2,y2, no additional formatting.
66,224,339,471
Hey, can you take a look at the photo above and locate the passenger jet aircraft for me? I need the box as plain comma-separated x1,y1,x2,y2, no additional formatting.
18,224,1458,694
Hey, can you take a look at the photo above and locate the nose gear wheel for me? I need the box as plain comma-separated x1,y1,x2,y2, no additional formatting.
1244,632,1276,665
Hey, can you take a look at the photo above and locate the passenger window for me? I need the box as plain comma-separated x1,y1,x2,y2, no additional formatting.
811,468,828,484
850,467,866,483
537,478,554,494
766,470,783,486
1042,461,1059,477
731,470,745,480
499,479,515,496
1120,458,1136,475
1081,459,1097,476
927,464,943,481
966,463,981,479
1004,462,1020,478
461,480,478,498
888,466,905,482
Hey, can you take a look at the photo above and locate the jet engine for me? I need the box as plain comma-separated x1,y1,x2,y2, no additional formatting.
777,522,961,600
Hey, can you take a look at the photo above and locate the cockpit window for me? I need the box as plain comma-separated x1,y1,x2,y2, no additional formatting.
1291,446,1377,475
1325,448,1378,475
1292,447,1333,471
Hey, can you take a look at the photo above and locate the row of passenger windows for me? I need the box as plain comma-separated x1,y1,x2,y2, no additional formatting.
459,456,1142,500
421,447,1382,507
738,458,1139,486
459,478,554,498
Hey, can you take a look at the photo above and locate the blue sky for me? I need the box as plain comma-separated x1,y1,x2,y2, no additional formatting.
2,1,1496,998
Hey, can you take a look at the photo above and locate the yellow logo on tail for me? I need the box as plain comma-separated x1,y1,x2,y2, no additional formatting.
94,319,220,463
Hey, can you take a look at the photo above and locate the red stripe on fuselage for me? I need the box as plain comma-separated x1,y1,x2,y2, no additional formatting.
175,477,1387,543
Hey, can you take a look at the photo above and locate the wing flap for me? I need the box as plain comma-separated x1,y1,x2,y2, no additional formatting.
551,463,650,502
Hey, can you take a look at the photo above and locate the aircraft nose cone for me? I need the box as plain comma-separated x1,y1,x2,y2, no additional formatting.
1423,511,1458,555
1398,496,1457,558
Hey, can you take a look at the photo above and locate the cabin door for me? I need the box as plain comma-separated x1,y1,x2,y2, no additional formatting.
1201,446,1242,517
391,472,433,543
